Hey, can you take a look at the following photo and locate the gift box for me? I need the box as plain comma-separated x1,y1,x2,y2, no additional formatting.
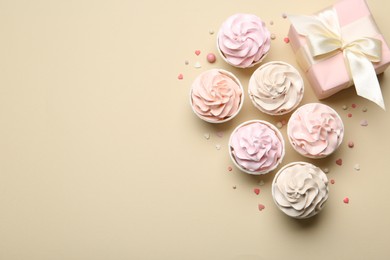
288,0,390,109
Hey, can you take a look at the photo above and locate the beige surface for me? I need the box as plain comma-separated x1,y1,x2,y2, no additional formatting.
1,0,390,259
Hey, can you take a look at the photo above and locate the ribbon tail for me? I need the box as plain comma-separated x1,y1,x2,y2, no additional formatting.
345,50,385,110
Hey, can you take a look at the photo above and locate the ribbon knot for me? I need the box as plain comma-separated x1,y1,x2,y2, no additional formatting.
289,9,385,109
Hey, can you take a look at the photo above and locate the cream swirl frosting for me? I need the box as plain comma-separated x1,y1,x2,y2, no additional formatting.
230,121,284,174
191,69,243,122
288,103,344,158
249,62,304,115
272,162,329,219
218,13,271,68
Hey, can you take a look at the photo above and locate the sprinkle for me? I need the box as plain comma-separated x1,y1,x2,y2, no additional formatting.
270,20,274,25
215,144,221,150
258,204,265,211
209,29,214,35
177,74,183,80
330,179,335,184
258,180,265,186
282,13,287,19
206,53,216,63
271,33,276,40
281,119,287,125
184,60,189,65
254,188,260,195
360,119,368,126
343,197,349,204
216,131,224,138
228,166,233,171
323,168,329,173
336,158,343,166
194,61,202,68
351,103,357,108
347,113,352,118
276,122,283,129
283,37,290,43
233,186,237,189
203,133,210,140
195,50,201,56
354,164,360,171
342,105,348,110
362,107,368,112
348,141,354,148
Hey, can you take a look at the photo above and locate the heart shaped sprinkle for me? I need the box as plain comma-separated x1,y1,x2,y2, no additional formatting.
216,131,224,138
354,164,360,171
194,61,201,68
347,113,352,118
254,188,260,195
343,197,349,204
348,141,354,148
227,166,232,171
352,103,357,108
215,144,221,150
195,50,201,56
177,74,183,80
283,37,290,43
258,204,265,211
330,179,335,184
203,133,210,140
336,159,343,166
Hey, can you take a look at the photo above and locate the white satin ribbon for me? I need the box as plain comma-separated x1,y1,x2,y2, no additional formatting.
289,9,385,110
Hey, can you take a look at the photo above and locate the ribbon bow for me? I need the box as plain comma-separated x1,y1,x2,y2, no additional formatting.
289,9,385,109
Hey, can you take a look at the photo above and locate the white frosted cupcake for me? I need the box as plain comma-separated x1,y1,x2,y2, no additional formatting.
229,120,285,175
217,13,271,68
190,69,244,123
272,162,329,219
287,103,344,158
249,61,304,115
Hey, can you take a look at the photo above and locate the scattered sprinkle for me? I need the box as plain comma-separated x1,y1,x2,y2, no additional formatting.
348,141,354,148
342,105,348,110
351,103,357,108
194,61,202,68
281,119,287,125
323,168,329,173
233,186,237,189
258,204,265,211
216,144,221,150
347,113,352,118
271,33,276,40
228,166,233,171
216,131,224,138
203,133,210,140
362,107,368,112
177,74,183,80
270,20,274,25
276,122,283,129
330,179,335,184
184,60,189,65
336,158,343,166
254,188,260,195
283,37,290,43
360,119,368,126
206,53,216,63
195,50,201,56
258,180,265,186
354,164,360,171
282,13,287,19
343,197,349,204
209,29,214,35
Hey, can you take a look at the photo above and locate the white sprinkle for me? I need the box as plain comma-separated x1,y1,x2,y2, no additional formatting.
323,168,329,173
209,29,214,35
276,122,283,129
194,61,202,68
204,133,210,140
342,105,348,110
282,13,287,19
360,119,368,126
270,20,274,25
184,60,189,65
362,107,368,112
354,164,360,171
271,34,276,40
258,180,265,186
216,144,221,150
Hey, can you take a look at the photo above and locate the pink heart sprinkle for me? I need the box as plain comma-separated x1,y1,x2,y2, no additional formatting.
348,141,354,148
330,179,335,184
283,37,290,43
336,159,343,166
343,197,349,204
254,188,260,195
351,103,357,108
227,166,232,171
347,113,352,118
258,204,265,211
177,74,183,80
195,50,201,56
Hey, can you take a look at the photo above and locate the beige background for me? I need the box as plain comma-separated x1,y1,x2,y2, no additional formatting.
1,0,390,259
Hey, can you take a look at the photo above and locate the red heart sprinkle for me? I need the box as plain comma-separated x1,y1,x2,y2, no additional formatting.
336,159,343,166
227,166,232,171
195,50,201,56
177,74,183,80
258,204,265,211
330,179,335,184
351,103,357,108
343,197,349,204
347,113,352,118
283,37,290,43
254,188,260,195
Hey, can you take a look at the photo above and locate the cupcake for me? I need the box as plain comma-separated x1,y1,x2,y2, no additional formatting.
229,120,285,175
287,103,344,158
248,61,304,115
190,69,244,123
217,13,271,68
272,162,329,219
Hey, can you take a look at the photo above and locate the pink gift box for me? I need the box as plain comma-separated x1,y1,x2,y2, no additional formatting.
288,0,390,99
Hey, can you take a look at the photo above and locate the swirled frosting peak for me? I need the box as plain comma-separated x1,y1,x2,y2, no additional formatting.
288,103,344,158
249,61,304,115
217,13,271,68
229,121,284,174
272,162,329,219
191,69,243,123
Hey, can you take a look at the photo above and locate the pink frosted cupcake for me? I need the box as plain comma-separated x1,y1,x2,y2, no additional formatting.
190,69,244,123
217,13,271,68
287,103,344,158
229,120,285,175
